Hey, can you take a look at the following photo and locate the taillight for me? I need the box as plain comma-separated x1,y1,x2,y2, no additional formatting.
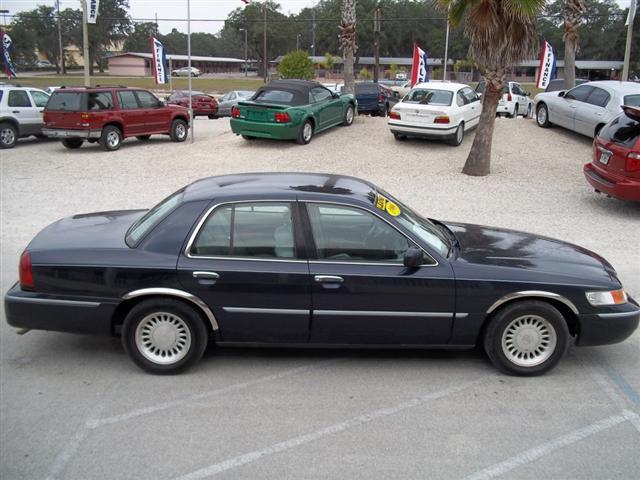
19,251,34,291
388,111,401,120
274,112,291,123
231,106,240,118
434,116,450,124
507,93,512,102
626,152,640,172
43,112,49,123
80,112,93,127
379,94,385,102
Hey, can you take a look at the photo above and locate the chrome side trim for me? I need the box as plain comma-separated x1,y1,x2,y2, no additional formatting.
5,296,100,308
122,288,219,331
487,290,579,315
597,310,640,319
455,313,469,319
313,310,454,318
223,307,310,315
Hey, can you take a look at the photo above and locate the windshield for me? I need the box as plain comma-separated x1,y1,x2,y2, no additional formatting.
126,189,184,246
376,189,451,258
403,89,453,106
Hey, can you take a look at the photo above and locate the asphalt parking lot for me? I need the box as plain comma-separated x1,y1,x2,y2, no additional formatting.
1,115,639,479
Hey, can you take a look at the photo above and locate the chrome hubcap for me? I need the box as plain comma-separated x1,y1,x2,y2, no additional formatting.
176,123,186,138
456,126,463,143
135,312,192,365
501,315,557,367
107,131,120,147
346,108,354,124
537,107,547,124
1,128,15,145
303,123,312,141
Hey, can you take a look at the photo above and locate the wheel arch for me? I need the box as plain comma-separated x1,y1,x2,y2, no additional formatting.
103,121,124,135
594,123,605,137
0,117,20,133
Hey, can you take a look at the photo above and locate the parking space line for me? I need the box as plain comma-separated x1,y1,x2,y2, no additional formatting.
606,367,640,406
461,412,633,480
87,359,343,429
172,378,488,480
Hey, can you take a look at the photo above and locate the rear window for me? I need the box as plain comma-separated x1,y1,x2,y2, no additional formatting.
624,95,640,107
253,89,296,105
598,113,640,147
126,189,184,246
355,83,379,94
88,92,114,110
404,88,453,106
47,92,83,111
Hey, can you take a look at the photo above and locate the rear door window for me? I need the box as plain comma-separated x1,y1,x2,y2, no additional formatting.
564,85,593,102
46,91,83,111
117,90,140,110
8,90,32,107
88,92,114,110
136,90,162,108
585,87,610,108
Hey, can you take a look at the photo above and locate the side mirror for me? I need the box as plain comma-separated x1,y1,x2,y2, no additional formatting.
332,92,340,98
403,246,425,268
558,91,566,98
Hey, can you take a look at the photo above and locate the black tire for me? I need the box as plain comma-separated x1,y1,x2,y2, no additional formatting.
62,138,83,149
483,300,570,376
594,124,605,138
510,104,519,118
526,104,532,118
393,132,406,141
208,114,218,120
121,298,208,374
136,135,151,141
170,118,188,142
0,122,18,149
447,122,464,146
536,103,551,128
296,119,314,145
241,135,255,141
380,103,388,117
99,125,122,151
343,105,355,126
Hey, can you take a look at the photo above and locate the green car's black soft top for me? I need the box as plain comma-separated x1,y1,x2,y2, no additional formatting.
253,80,326,106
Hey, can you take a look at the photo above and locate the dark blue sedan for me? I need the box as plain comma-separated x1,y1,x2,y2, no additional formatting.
5,173,639,375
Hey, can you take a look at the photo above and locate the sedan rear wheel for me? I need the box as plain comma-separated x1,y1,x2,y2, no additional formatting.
447,123,464,146
536,103,551,128
170,118,188,142
483,300,569,376
100,125,122,151
297,120,314,145
122,299,208,374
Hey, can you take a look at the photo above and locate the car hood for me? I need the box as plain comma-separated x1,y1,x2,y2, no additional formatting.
445,222,618,284
28,209,146,252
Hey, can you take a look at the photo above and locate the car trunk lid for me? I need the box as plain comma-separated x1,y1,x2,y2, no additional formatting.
236,101,288,122
393,104,449,124
44,91,88,129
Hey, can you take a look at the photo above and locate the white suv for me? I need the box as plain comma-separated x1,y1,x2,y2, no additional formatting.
476,80,534,118
0,85,50,148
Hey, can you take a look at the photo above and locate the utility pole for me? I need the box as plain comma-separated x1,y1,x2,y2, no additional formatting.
622,0,637,81
56,0,65,74
81,0,90,86
263,3,267,83
311,9,316,57
373,8,381,83
239,28,248,77
187,0,194,142
443,18,450,80
296,34,300,50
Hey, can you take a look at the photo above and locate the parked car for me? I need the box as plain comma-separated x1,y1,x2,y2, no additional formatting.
230,80,356,145
534,81,640,137
166,90,219,118
321,83,344,94
545,78,588,93
172,66,202,77
5,172,638,375
389,80,412,98
45,86,63,95
395,72,407,81
35,60,55,69
42,86,190,151
354,82,399,116
476,80,533,118
216,90,255,117
0,85,50,148
584,106,640,201
388,82,481,146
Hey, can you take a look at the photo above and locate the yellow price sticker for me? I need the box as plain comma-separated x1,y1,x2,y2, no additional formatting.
375,195,387,210
385,201,401,216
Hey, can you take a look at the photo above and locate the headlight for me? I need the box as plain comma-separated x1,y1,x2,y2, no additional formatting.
585,289,628,306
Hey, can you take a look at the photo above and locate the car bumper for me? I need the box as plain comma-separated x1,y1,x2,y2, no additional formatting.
42,128,101,139
4,283,117,336
576,297,640,346
583,163,640,201
496,104,512,114
230,118,299,140
388,121,457,138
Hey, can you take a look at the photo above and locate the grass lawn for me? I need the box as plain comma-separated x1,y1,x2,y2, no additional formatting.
3,75,265,93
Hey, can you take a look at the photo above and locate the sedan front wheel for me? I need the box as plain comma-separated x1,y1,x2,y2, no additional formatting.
536,104,551,128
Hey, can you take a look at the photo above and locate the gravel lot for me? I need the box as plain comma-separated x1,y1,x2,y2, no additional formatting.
1,115,639,479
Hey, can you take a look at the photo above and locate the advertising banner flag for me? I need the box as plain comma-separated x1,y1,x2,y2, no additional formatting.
1,31,17,78
410,44,429,86
88,0,100,24
536,41,557,90
151,36,169,84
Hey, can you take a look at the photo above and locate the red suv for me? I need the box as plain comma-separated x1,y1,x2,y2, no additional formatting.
584,106,640,201
42,86,190,151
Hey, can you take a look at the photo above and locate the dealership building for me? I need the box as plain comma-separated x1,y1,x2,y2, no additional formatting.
107,52,247,76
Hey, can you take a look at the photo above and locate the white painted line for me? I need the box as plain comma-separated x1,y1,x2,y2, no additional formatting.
173,378,487,480
462,413,629,480
88,360,342,429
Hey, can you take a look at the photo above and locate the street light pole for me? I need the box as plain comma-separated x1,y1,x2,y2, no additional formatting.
187,0,194,143
81,0,90,86
263,3,267,83
296,34,300,50
622,0,637,81
239,28,248,78
443,19,450,80
56,0,65,74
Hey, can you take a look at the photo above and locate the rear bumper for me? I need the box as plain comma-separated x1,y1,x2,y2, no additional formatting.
583,163,640,201
42,128,101,139
576,298,640,346
388,121,457,139
496,104,513,114
4,283,117,336
230,118,299,140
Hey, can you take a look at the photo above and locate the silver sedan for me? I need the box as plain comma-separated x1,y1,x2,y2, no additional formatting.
216,90,255,117
534,80,640,137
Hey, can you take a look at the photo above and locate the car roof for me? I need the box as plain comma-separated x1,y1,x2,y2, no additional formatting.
412,81,471,92
181,172,377,204
265,79,322,92
0,85,48,93
584,80,640,94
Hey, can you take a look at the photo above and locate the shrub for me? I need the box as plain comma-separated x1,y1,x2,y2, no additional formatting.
277,50,315,80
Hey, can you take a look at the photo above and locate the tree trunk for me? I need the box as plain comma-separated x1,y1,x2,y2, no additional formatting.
462,74,503,177
344,49,354,93
564,33,577,90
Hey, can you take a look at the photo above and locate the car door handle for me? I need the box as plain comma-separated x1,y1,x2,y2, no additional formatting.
314,275,343,283
193,271,220,284
12,110,20,114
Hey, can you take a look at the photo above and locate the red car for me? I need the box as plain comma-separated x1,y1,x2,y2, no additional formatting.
584,106,640,201
166,90,218,118
42,86,190,151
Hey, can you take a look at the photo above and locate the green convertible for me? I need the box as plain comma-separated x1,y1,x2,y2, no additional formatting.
230,79,357,145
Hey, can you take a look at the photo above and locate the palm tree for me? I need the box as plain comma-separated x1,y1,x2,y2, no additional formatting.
340,0,357,94
562,0,587,90
324,52,336,79
439,0,544,177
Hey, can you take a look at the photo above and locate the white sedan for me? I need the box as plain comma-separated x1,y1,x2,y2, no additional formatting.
387,82,482,146
534,80,640,137
172,66,202,77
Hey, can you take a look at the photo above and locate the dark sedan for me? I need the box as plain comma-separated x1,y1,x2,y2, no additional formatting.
5,173,639,375
166,90,218,118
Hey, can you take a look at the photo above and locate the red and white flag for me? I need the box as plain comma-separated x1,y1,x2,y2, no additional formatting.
410,44,429,86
